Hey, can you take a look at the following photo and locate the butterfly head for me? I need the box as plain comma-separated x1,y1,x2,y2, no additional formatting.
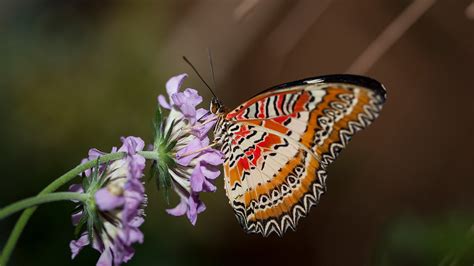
210,97,226,116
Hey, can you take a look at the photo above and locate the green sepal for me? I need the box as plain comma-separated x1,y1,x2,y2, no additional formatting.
151,104,180,205
163,119,176,142
74,211,88,238
153,106,163,135
148,160,157,183
165,139,177,153
89,160,100,185
86,210,95,245
98,163,113,188
156,162,171,204
81,173,90,191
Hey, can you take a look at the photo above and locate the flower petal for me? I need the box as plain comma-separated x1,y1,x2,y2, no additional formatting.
183,88,203,106
70,233,89,259
166,197,188,216
176,137,204,166
190,165,204,192
157,95,171,109
121,246,136,263
187,195,206,225
88,148,106,160
119,136,145,155
171,88,202,107
203,179,217,192
129,154,146,179
170,88,204,124
69,184,83,193
96,248,113,266
195,108,209,120
129,216,145,228
197,199,206,213
69,184,84,204
200,164,221,180
166,73,187,98
122,188,145,220
80,158,92,177
179,103,197,123
127,227,144,244
191,119,216,139
95,188,125,211
71,210,83,226
201,150,224,165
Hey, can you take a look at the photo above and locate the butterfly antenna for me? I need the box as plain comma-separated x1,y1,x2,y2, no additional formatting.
208,48,217,90
182,56,218,99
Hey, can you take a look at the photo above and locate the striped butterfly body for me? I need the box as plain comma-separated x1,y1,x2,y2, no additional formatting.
211,74,386,237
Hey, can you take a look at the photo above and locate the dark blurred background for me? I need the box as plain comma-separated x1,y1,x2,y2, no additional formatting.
1,0,474,265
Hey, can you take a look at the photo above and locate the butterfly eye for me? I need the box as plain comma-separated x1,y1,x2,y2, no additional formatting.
210,101,218,114
210,97,224,114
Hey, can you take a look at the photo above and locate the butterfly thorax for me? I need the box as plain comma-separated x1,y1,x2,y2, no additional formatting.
212,115,230,146
210,97,230,146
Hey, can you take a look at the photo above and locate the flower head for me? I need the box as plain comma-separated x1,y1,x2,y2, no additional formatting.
70,136,146,266
153,73,223,225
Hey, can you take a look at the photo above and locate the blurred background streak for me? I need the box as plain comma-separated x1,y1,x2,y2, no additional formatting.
0,0,473,265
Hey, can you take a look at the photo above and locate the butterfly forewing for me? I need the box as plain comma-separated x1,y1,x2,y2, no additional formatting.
218,75,386,236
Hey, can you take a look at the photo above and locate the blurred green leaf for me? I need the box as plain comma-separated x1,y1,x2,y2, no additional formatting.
376,213,474,266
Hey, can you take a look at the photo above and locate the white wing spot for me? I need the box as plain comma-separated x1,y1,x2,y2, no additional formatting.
305,78,324,84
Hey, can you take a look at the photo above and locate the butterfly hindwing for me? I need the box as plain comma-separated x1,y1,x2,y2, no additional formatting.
220,74,386,236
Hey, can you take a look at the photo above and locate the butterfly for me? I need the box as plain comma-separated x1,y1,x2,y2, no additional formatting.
210,74,386,237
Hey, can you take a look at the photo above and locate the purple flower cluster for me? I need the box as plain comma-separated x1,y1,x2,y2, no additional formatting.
70,136,146,266
65,73,223,265
158,73,223,225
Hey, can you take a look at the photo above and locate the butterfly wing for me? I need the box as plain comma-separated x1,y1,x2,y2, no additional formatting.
219,74,386,236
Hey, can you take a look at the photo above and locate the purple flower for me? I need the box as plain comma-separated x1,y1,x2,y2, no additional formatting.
154,74,223,225
158,74,211,127
190,149,223,193
157,73,187,110
70,136,147,266
166,192,206,226
191,108,218,138
175,138,223,192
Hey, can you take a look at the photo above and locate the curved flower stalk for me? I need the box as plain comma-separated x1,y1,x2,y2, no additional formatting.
153,73,224,225
70,136,147,266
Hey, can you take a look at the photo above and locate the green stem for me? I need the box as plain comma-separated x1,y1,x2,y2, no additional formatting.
0,151,126,266
0,192,88,220
138,150,159,160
